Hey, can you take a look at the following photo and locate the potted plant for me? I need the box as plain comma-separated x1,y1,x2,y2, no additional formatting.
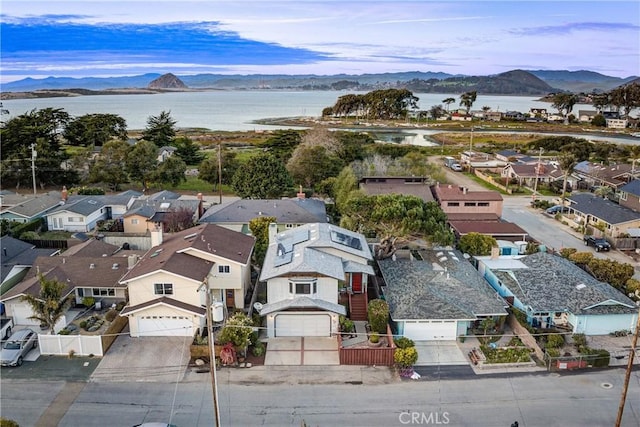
368,332,382,347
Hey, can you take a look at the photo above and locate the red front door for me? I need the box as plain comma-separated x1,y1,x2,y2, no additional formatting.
351,273,363,293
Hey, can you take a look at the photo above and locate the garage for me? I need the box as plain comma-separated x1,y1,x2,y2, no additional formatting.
275,314,331,337
137,315,194,337
403,320,457,341
10,303,41,327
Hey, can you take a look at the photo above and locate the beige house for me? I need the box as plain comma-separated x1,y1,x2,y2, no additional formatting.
433,183,503,217
119,224,255,337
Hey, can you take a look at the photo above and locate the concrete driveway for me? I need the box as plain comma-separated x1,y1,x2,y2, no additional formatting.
414,341,468,366
264,337,339,366
90,334,192,382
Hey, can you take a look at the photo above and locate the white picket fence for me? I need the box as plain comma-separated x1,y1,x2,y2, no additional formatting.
38,334,104,357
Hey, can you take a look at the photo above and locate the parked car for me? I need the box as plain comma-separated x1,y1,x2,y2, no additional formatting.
545,205,569,215
450,163,463,172
584,236,611,252
0,328,38,367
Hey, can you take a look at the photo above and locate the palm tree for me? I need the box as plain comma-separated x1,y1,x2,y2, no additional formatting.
20,273,72,335
459,91,478,115
442,97,455,112
558,152,577,206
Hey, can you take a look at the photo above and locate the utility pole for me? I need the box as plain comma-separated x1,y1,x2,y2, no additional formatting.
218,143,222,205
469,126,474,153
615,308,640,427
532,147,543,201
202,281,221,426
30,143,37,195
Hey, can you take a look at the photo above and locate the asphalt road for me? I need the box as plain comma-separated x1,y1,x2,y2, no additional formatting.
2,368,639,427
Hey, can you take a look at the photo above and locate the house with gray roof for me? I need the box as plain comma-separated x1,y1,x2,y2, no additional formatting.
0,191,63,224
122,198,202,234
0,236,59,295
618,179,640,212
568,193,640,238
258,223,373,338
378,249,507,341
199,197,327,234
476,252,638,335
573,161,638,190
46,196,108,232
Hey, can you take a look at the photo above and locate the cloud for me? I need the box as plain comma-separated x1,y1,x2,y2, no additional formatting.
510,21,640,36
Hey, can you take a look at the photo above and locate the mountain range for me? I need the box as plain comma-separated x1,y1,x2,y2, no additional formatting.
2,69,637,95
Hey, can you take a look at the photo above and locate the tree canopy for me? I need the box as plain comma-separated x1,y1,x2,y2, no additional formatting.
63,113,128,147
20,274,72,335
141,111,177,147
173,136,204,165
126,140,159,191
249,216,277,266
198,148,240,190
231,153,293,199
458,232,497,256
327,89,419,120
88,139,131,191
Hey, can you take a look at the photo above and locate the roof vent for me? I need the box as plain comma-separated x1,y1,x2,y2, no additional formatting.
90,263,95,269
576,283,586,290
112,263,119,269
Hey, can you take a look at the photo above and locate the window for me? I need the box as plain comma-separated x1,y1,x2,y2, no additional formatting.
154,283,173,295
131,219,139,225
447,202,460,207
218,265,230,274
478,202,490,207
92,288,116,297
464,202,476,207
289,280,317,295
285,224,295,228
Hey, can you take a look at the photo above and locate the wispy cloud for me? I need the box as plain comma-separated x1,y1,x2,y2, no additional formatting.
511,21,639,36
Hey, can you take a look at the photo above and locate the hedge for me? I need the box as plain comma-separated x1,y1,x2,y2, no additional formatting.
101,315,129,353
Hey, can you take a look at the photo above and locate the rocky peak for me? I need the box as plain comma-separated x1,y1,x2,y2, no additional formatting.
148,73,188,89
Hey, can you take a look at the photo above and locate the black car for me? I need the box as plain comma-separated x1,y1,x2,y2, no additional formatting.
584,236,611,252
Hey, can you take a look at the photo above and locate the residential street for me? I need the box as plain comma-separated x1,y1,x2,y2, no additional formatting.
2,368,639,426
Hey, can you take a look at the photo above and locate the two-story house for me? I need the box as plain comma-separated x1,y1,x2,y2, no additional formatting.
618,180,640,212
432,183,503,217
258,223,373,338
119,224,254,337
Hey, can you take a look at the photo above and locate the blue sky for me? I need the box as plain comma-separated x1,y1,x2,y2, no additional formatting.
1,1,639,83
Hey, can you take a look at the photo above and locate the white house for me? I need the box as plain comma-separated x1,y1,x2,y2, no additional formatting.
258,223,374,338
46,196,108,232
119,224,255,337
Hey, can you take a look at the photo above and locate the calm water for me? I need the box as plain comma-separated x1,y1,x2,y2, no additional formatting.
2,90,575,131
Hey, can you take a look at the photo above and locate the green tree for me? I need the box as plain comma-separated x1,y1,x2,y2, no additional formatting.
442,97,455,112
551,93,579,124
88,140,131,191
142,111,176,147
459,91,477,114
287,144,344,189
232,153,293,199
153,155,187,187
458,232,498,256
126,140,158,191
198,148,240,190
249,216,277,266
367,299,389,334
63,113,128,147
20,273,72,335
587,258,635,289
608,82,640,118
173,136,204,165
216,312,253,353
333,167,360,214
258,129,302,161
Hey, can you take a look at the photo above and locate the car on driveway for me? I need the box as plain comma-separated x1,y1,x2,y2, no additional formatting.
545,205,569,215
1,328,38,367
584,235,611,252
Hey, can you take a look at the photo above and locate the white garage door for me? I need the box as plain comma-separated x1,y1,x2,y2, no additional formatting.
137,315,193,337
275,314,331,337
404,320,457,341
11,303,40,326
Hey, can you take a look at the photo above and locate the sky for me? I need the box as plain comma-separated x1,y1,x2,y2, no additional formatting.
1,0,639,84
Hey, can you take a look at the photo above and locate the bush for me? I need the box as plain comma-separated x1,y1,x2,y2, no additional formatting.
58,328,71,335
115,301,126,311
559,247,577,259
19,231,40,240
545,334,565,349
79,320,88,329
546,348,560,358
252,341,266,357
569,251,594,265
572,333,587,348
367,299,389,334
394,337,415,349
216,313,253,350
82,297,96,308
105,309,117,322
394,347,418,368
339,315,355,333
369,333,379,343
0,418,20,427
591,349,610,367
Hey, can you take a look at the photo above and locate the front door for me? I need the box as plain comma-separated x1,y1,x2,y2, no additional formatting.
225,290,235,309
351,273,362,293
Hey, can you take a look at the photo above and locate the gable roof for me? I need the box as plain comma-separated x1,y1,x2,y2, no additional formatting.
574,161,636,187
569,193,640,225
449,220,528,238
124,199,200,219
48,196,105,216
504,163,564,179
1,192,63,218
489,252,636,315
379,249,507,320
433,184,503,202
119,224,254,284
619,179,640,197
1,256,129,301
199,198,327,225
260,223,373,281
120,296,205,316
61,238,145,258
0,236,58,283
259,296,346,316
148,190,181,201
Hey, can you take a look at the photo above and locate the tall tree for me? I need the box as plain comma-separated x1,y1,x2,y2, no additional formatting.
126,140,158,192
249,216,277,266
231,153,293,199
551,93,579,124
609,82,640,118
287,144,344,189
198,148,240,190
173,136,204,165
333,167,360,214
88,140,131,191
442,98,455,112
458,232,497,256
258,130,302,161
558,152,577,206
459,91,477,115
142,111,177,147
20,274,72,335
63,113,128,147
153,155,187,187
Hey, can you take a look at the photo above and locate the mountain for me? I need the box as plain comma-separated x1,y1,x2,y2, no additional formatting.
148,73,187,89
2,69,637,95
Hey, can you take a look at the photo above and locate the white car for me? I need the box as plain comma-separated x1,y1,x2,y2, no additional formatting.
0,328,38,367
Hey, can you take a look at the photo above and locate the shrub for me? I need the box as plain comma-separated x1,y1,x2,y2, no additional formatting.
394,347,418,368
572,333,587,348
546,348,560,358
545,334,565,349
369,333,379,344
394,337,415,349
0,418,20,427
105,309,117,322
82,297,96,308
19,231,40,240
591,349,610,367
559,247,577,259
367,299,389,334
58,328,71,335
252,341,266,357
115,301,126,311
339,315,355,333
216,312,253,350
569,251,593,265
79,320,88,329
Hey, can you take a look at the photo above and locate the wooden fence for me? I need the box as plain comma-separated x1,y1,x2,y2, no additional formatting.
21,238,69,250
100,315,129,354
474,169,513,194
338,324,396,366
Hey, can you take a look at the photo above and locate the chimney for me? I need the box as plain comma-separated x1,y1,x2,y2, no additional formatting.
268,223,278,244
462,187,468,195
490,246,500,259
150,224,164,247
297,185,305,199
61,186,68,201
128,255,138,269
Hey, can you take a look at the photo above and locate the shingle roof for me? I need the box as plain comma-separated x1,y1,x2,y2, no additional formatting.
446,213,500,222
378,249,507,320
2,192,62,218
259,296,346,316
619,180,640,197
569,193,640,225
0,236,58,283
148,190,181,201
449,220,528,237
124,199,200,219
119,224,254,284
120,296,205,316
61,239,145,258
491,252,636,315
200,198,327,225
506,164,564,179
48,196,106,216
260,223,373,281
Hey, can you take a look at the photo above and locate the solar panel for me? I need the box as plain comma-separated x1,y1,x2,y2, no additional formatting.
330,230,362,250
274,251,293,267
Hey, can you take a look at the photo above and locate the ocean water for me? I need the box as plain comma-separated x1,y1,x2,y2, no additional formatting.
1,90,575,131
